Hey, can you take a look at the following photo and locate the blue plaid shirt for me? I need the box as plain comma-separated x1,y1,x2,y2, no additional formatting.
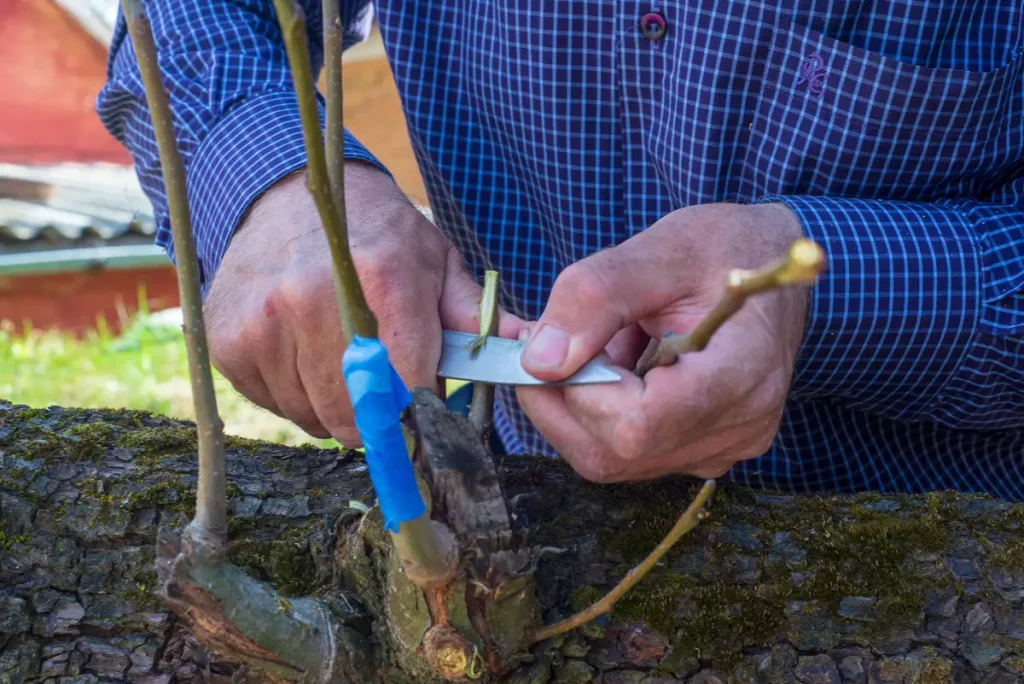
97,2,1024,500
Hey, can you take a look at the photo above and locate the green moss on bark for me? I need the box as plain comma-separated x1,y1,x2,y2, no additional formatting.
227,517,322,597
565,484,1023,672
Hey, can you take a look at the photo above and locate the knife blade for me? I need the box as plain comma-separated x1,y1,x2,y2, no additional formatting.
437,330,621,386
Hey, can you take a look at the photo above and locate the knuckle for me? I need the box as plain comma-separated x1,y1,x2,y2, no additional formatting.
757,376,789,412
317,407,356,438
554,258,637,331
331,428,363,449
555,261,613,311
609,412,651,462
572,451,620,484
275,273,326,322
353,243,403,299
208,318,256,372
242,306,279,354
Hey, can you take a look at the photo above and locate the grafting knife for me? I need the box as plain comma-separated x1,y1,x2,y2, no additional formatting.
437,330,621,386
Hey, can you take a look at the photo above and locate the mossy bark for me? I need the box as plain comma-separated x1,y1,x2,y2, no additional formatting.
1,400,1022,684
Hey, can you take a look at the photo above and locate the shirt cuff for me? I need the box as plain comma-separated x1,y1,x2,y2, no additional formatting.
184,89,391,296
757,195,982,422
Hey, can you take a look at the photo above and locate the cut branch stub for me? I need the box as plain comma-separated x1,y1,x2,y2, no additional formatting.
405,388,546,677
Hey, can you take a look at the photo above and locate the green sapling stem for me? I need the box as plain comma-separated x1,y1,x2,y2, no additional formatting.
322,0,347,216
271,0,376,343
120,0,227,549
469,270,499,437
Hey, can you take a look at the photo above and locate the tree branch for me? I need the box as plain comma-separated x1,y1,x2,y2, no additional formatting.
322,0,346,213
271,0,376,343
120,0,226,549
635,238,826,377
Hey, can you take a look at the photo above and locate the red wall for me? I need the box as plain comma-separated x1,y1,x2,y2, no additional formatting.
0,267,180,336
0,0,130,164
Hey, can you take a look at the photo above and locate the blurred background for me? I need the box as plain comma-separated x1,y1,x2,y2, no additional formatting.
0,0,428,446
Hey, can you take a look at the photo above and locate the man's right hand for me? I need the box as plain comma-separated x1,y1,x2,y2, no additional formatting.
203,161,524,447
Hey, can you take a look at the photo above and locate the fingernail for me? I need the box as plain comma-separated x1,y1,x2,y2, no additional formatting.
524,324,569,368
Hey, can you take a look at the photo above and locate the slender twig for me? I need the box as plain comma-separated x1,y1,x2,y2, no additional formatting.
635,238,826,377
322,0,346,210
120,0,226,548
469,270,499,436
271,0,376,343
531,479,716,643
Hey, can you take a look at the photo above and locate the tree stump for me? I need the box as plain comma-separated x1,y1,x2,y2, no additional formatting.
1,400,1022,683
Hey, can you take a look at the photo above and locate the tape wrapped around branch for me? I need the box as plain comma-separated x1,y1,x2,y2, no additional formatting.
342,336,426,532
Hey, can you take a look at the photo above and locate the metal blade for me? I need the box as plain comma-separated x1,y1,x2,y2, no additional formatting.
438,330,621,386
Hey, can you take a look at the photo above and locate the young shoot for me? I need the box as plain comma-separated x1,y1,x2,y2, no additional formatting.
119,0,227,549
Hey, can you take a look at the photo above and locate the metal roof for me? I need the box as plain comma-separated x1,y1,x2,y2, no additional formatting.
52,0,118,46
0,163,167,275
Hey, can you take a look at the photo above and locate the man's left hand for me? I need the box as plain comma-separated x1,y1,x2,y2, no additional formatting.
516,202,809,482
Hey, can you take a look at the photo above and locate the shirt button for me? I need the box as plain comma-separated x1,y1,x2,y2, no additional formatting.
640,12,667,40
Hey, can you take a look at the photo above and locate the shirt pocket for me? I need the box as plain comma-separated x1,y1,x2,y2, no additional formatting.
738,17,1024,202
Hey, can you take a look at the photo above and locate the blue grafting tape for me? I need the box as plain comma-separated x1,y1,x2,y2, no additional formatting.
341,335,426,532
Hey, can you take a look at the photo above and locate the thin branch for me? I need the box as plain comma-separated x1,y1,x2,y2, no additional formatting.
469,270,500,436
635,238,826,377
271,0,376,343
530,480,716,643
120,0,226,548
322,0,346,210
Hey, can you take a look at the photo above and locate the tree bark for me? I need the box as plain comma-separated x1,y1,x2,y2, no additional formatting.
1,400,1022,684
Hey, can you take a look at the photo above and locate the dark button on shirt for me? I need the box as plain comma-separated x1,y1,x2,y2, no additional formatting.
640,12,667,40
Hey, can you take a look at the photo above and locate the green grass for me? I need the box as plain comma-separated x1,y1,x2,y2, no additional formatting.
0,310,340,449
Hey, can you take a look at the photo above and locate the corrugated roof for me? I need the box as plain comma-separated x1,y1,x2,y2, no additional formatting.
0,162,156,252
52,0,118,46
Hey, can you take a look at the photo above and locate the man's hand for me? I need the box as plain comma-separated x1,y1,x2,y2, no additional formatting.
203,161,523,446
516,202,808,482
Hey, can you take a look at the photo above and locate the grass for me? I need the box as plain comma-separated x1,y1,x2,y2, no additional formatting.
0,306,342,448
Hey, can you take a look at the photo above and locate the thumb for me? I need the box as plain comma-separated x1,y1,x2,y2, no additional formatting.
522,241,679,380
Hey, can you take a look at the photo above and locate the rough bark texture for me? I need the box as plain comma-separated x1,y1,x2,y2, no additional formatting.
2,400,1022,684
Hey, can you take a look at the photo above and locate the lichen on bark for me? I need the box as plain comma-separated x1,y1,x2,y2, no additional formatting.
2,400,1022,683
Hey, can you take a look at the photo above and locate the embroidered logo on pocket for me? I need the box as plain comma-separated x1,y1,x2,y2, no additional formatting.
795,52,827,96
